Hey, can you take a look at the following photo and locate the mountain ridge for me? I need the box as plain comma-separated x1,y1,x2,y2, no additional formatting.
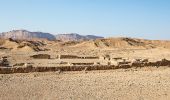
0,30,104,41
55,33,104,41
0,30,56,40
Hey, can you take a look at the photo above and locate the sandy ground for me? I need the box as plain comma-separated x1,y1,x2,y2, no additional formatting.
0,67,170,100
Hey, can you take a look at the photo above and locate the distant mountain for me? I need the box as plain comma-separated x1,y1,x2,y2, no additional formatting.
0,30,104,41
56,33,104,41
0,30,56,40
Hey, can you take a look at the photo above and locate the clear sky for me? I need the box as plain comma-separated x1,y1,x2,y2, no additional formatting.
0,0,170,39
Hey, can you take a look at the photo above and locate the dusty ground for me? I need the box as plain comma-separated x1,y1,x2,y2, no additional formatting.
1,67,170,100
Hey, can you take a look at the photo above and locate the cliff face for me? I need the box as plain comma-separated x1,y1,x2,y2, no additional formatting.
0,30,56,40
56,33,104,41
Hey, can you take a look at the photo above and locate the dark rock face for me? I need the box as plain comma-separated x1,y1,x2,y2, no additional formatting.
56,33,104,41
0,30,56,40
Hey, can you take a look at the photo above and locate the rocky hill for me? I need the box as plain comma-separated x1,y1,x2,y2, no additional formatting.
0,30,56,40
69,37,170,49
56,33,104,41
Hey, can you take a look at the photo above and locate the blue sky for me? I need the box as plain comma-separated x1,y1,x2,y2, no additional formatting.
0,0,170,39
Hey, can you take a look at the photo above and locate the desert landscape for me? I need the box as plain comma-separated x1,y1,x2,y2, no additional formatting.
0,30,170,99
1,0,170,99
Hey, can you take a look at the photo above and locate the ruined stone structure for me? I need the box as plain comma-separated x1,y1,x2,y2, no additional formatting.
1,58,170,74
59,55,99,59
72,63,94,66
31,54,51,59
0,56,10,67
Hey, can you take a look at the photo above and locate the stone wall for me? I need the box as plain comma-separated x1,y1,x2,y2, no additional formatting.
31,54,51,59
60,55,80,59
0,65,116,74
60,55,99,59
1,59,170,74
72,63,94,66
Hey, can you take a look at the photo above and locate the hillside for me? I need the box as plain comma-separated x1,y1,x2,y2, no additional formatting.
0,38,44,52
1,37,170,52
69,37,170,49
